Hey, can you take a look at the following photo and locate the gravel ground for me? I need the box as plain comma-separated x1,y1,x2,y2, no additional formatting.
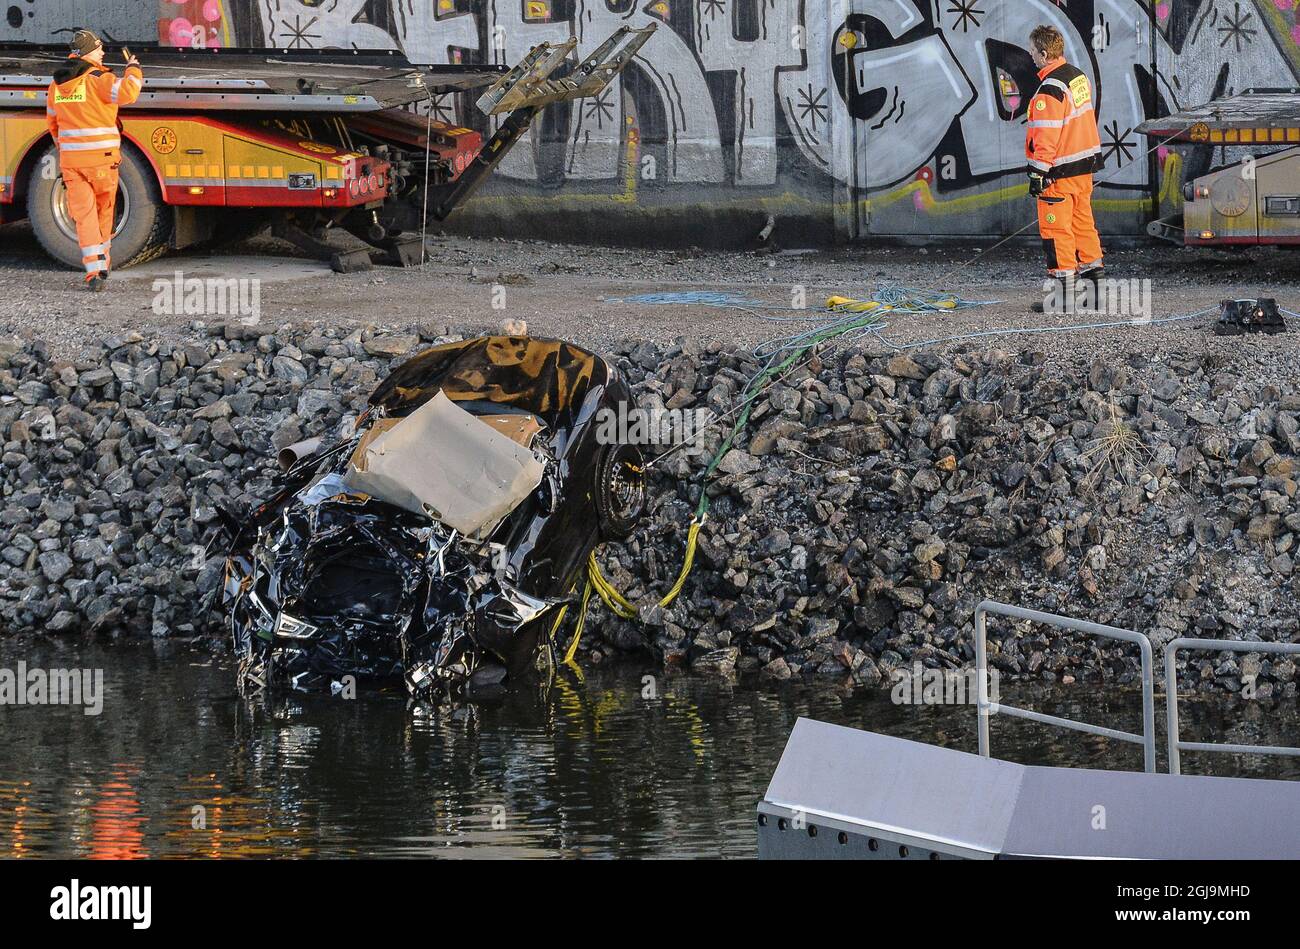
2,220,1298,364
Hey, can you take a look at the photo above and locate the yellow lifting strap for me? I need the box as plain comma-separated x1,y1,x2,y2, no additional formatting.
552,514,707,664
826,294,959,312
547,601,570,654
562,580,594,665
826,295,884,313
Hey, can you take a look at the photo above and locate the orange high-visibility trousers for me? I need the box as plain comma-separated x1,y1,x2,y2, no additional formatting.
1037,175,1103,277
63,163,118,276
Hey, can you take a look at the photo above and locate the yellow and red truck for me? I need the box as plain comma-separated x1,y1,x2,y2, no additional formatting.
0,27,652,271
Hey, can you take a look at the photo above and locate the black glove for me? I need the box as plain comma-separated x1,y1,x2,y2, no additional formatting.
1028,172,1046,198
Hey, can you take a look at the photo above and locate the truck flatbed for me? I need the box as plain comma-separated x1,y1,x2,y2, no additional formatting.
0,44,507,112
1137,87,1300,145
1134,88,1300,247
0,26,654,271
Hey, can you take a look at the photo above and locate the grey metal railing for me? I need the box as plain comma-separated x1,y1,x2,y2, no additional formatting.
975,601,1157,773
1165,638,1300,775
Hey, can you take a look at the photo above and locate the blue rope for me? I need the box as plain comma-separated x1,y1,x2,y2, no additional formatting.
611,291,790,309
752,284,995,359
863,308,1219,353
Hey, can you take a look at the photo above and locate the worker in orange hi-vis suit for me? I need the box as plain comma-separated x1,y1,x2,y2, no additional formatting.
45,29,142,291
1024,25,1105,312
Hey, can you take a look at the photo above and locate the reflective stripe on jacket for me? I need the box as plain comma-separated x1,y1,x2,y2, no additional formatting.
1025,59,1102,182
46,58,143,169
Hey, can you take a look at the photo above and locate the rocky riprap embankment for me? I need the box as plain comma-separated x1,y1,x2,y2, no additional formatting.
1,324,1296,695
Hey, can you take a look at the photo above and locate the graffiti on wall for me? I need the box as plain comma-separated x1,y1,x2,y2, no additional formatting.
8,2,1300,231
158,0,237,49
148,2,1297,184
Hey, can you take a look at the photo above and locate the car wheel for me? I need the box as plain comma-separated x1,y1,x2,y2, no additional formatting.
26,143,172,270
594,443,645,541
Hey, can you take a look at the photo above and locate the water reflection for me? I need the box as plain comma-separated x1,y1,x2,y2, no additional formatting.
89,765,148,859
0,639,1296,858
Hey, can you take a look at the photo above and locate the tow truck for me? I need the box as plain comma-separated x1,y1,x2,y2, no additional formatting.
1138,89,1300,248
0,26,654,272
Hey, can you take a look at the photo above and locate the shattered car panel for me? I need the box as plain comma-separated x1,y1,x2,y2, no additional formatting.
222,336,645,702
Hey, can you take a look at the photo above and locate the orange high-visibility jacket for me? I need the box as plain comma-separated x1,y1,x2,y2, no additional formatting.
46,57,143,169
1025,59,1103,182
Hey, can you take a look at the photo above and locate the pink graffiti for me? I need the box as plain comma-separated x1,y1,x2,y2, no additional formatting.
166,17,194,46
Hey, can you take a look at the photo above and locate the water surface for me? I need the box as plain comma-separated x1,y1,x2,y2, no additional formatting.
0,639,1295,858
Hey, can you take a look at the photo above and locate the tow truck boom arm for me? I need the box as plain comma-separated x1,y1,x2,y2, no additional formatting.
427,24,656,223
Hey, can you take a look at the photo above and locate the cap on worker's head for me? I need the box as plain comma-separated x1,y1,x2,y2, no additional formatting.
70,29,102,57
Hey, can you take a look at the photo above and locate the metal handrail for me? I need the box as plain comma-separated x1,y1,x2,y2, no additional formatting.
1165,638,1300,775
975,601,1156,773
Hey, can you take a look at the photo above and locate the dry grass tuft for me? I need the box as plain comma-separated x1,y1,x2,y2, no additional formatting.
1079,401,1152,495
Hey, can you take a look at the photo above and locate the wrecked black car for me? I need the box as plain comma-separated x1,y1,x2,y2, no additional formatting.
220,336,646,702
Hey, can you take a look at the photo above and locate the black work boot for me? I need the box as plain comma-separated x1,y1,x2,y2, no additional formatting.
1076,267,1105,312
1031,274,1076,314
1078,266,1106,289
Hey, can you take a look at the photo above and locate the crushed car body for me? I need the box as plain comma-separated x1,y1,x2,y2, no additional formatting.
220,336,646,702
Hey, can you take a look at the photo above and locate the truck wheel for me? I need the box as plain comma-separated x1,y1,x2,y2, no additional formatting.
26,143,172,270
594,443,646,541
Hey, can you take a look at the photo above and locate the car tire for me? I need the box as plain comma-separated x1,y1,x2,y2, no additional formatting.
594,442,646,541
26,143,172,270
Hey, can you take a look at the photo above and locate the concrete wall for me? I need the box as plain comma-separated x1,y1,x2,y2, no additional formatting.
1,0,154,46
7,1,1300,243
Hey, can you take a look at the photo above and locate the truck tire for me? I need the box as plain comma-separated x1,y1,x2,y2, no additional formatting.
26,143,172,270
